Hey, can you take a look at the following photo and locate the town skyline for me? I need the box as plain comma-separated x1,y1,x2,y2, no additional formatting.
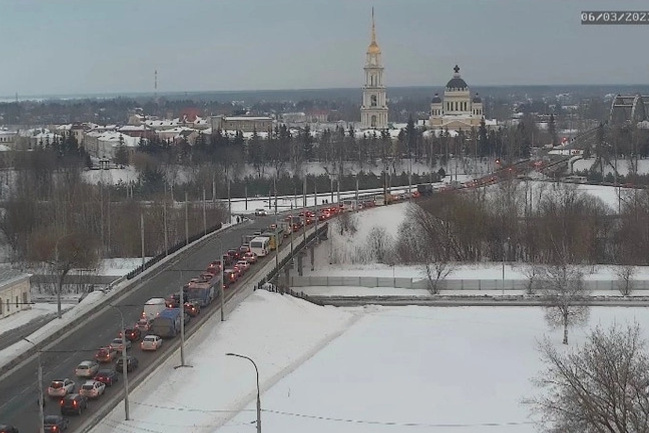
1,0,648,97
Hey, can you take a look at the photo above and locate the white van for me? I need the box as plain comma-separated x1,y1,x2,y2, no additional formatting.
142,298,167,321
249,236,270,257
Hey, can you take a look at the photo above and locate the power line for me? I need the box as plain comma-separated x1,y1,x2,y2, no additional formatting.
130,400,536,429
131,400,254,414
261,408,538,428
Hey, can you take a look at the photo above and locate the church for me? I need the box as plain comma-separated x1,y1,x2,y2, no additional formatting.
360,8,388,130
429,65,484,130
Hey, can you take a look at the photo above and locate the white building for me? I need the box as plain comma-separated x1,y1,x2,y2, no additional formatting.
83,131,141,160
360,8,388,130
429,65,485,130
0,268,31,319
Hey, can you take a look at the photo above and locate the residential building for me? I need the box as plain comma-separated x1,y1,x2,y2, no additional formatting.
0,268,31,319
210,115,273,133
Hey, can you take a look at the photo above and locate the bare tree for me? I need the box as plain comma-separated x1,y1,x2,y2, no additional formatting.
28,229,100,319
365,226,393,264
424,261,455,294
617,265,637,296
335,211,358,236
527,322,649,433
521,263,543,295
539,263,590,345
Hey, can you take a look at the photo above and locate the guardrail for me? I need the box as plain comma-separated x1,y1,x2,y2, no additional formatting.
288,276,649,292
0,221,235,381
76,222,328,433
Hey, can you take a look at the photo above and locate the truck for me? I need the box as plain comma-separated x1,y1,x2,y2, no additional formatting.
186,276,218,307
262,227,284,250
278,221,292,237
241,234,256,245
142,298,167,321
149,308,182,338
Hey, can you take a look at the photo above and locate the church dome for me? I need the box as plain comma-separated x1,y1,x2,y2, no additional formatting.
431,93,442,103
472,92,482,103
446,65,468,90
367,41,381,54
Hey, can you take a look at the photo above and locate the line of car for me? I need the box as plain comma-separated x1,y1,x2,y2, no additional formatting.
0,215,329,433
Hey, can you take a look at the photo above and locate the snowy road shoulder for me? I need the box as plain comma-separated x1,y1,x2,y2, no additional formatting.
91,290,360,433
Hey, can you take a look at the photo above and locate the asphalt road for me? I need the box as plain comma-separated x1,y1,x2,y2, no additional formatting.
0,214,281,432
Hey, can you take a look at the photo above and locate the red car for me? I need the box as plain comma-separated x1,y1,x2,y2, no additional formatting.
94,347,117,363
184,302,200,317
206,260,222,274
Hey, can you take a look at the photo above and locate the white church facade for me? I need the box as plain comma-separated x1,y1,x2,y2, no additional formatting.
429,65,485,130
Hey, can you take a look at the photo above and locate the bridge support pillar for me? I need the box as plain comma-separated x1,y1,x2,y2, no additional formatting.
310,245,315,271
297,253,303,276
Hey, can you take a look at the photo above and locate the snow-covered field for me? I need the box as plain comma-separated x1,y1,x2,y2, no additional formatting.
91,289,649,433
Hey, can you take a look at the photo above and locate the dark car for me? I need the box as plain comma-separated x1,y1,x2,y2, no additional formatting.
184,302,200,317
44,414,69,432
226,249,240,260
0,425,18,433
115,355,139,373
94,368,119,387
60,393,87,416
119,328,141,342
165,293,187,308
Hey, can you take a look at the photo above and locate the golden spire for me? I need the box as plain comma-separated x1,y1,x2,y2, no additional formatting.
367,7,381,54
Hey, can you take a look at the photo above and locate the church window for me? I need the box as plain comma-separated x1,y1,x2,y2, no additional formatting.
371,115,377,128
371,95,377,107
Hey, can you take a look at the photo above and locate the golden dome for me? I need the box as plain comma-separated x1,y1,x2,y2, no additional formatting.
366,7,381,55
367,41,381,54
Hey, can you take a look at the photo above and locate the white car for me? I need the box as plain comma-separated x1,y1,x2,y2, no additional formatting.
79,380,105,399
140,335,163,351
75,360,99,378
47,379,75,398
110,337,132,353
254,208,267,216
236,260,250,272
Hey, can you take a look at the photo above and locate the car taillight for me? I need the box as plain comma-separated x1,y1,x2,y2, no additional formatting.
73,400,77,407
60,399,64,406
52,427,58,431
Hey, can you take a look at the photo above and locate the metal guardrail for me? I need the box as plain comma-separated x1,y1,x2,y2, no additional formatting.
76,222,327,433
0,222,238,381
288,276,649,292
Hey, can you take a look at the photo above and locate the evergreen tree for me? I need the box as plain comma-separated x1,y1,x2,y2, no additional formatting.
548,113,558,146
478,118,489,156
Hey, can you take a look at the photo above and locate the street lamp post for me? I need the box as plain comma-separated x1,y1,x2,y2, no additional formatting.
110,305,130,420
23,338,44,433
211,238,224,322
226,353,261,433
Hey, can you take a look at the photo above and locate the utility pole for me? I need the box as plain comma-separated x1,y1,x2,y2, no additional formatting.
185,191,189,246
274,176,278,215
202,188,207,235
110,306,130,420
23,338,44,433
163,185,168,255
140,213,145,267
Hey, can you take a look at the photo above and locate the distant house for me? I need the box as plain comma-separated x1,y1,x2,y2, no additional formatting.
210,115,273,133
0,268,31,319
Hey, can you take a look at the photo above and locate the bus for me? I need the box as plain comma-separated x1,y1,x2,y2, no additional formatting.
249,236,271,257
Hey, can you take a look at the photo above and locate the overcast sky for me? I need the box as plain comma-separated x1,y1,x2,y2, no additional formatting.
1,0,647,96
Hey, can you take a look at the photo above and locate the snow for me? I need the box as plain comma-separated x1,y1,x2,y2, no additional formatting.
91,290,358,433
89,291,649,433
0,303,60,333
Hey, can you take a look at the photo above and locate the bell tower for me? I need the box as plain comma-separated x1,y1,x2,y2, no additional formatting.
360,8,388,130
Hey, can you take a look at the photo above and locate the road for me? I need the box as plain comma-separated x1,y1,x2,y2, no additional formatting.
0,214,283,432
